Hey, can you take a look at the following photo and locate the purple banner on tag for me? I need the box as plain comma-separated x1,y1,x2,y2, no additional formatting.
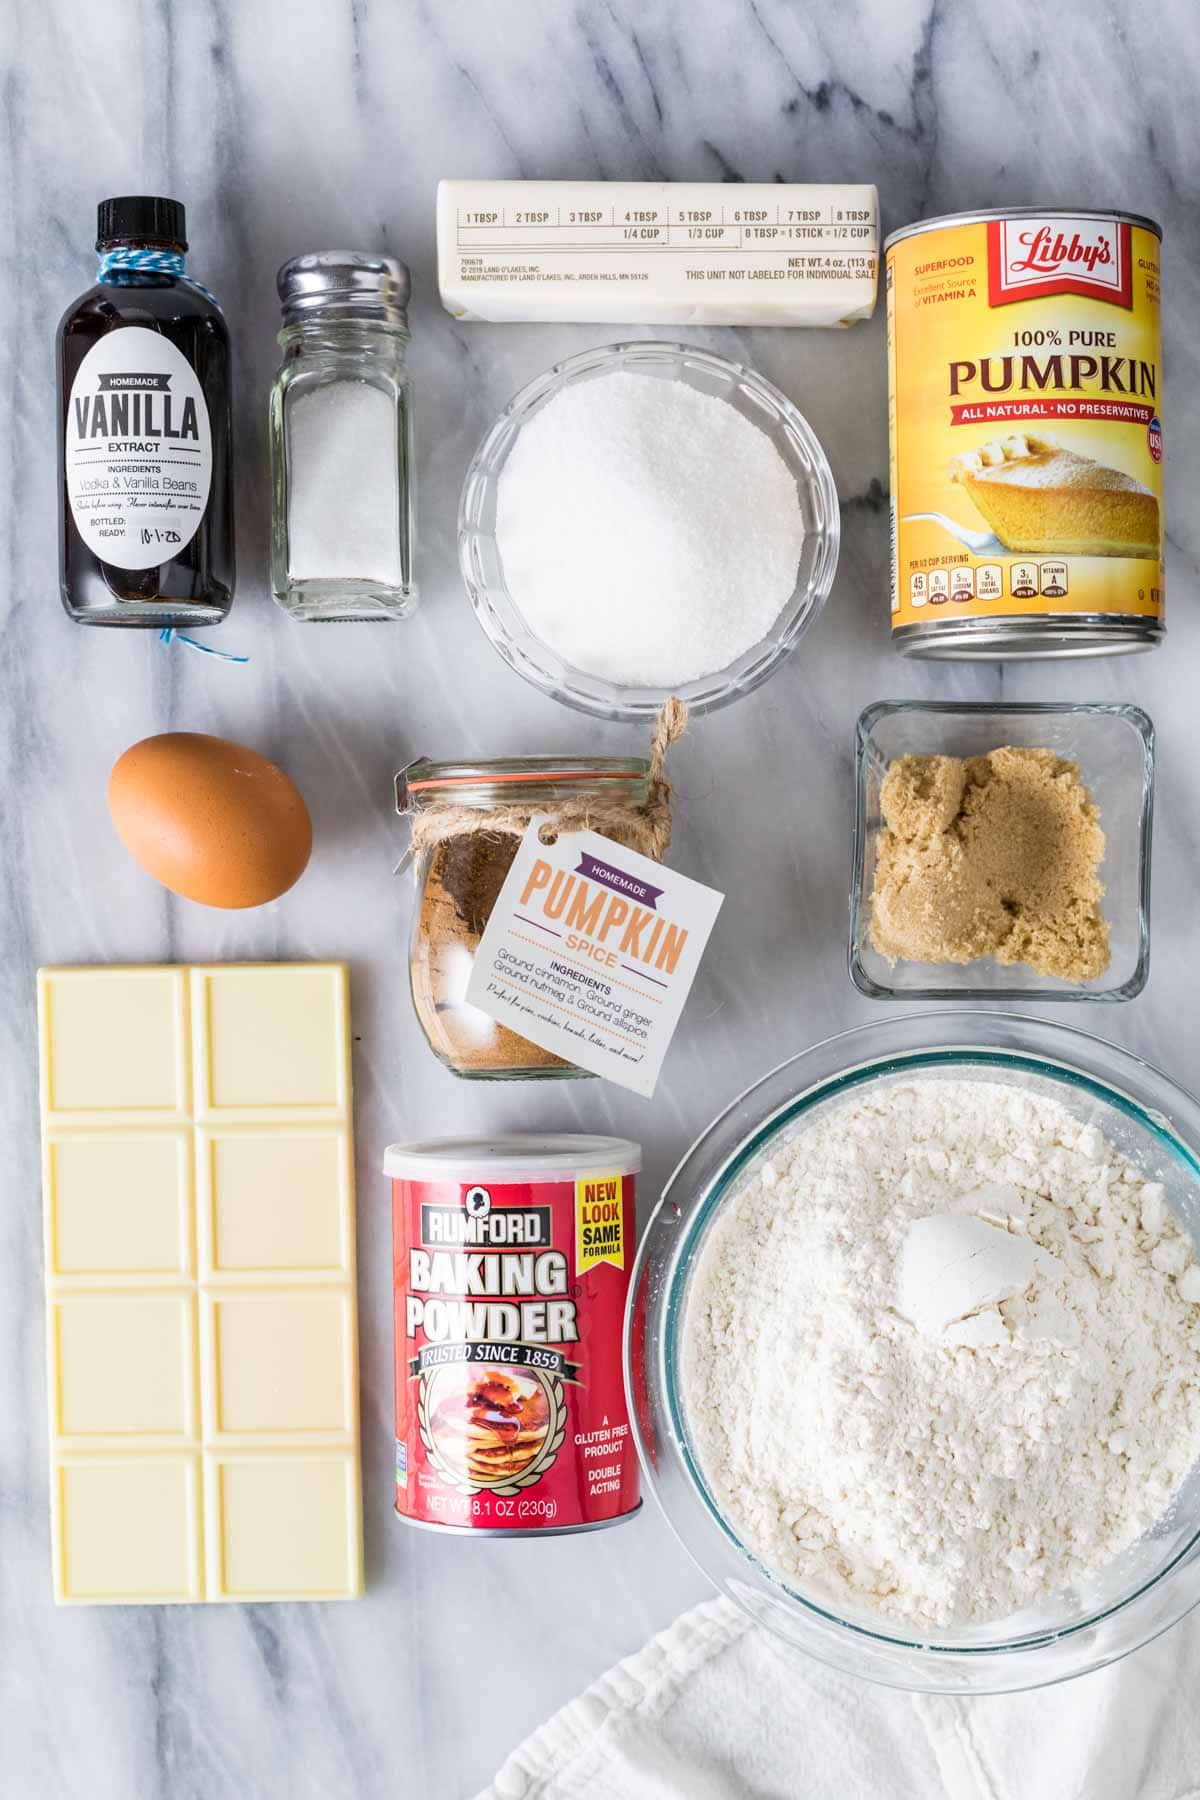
575,851,664,910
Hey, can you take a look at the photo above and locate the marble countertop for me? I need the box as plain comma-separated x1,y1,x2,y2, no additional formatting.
5,1,1200,1795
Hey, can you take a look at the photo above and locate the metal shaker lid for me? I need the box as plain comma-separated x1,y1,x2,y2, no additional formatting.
276,251,411,328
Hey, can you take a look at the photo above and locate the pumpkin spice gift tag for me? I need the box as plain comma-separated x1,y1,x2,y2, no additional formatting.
464,814,723,1098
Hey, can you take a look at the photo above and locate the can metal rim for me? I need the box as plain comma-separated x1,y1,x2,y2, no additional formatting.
394,1501,642,1538
884,205,1163,254
893,615,1164,658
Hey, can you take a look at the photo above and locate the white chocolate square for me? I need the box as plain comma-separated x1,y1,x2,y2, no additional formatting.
57,1457,202,1603
198,1129,351,1276
46,1132,191,1279
206,1292,352,1436
39,962,361,1606
53,1294,195,1439
210,1456,360,1599
40,968,189,1117
193,966,348,1114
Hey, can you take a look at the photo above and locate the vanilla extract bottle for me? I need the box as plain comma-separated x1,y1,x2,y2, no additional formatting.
57,196,234,626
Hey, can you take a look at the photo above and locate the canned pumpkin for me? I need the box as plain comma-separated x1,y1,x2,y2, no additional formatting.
886,208,1164,657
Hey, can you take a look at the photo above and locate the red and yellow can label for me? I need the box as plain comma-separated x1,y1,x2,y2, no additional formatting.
392,1169,638,1533
887,213,1164,634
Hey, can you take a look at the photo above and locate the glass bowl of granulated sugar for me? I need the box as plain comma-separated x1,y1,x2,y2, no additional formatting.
458,341,840,721
628,1012,1200,1693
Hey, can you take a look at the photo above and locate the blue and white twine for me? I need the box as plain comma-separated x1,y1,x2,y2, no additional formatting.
98,245,220,305
158,629,249,664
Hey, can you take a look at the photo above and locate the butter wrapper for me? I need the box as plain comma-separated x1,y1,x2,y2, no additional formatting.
438,179,878,327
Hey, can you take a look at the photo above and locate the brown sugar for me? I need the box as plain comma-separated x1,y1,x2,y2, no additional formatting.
869,747,1109,981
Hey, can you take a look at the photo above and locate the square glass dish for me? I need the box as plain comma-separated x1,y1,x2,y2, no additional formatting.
850,701,1154,1002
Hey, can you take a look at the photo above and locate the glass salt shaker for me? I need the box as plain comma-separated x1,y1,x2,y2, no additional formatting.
269,251,417,621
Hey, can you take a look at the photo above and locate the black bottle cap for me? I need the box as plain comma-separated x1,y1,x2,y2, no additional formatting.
96,196,187,252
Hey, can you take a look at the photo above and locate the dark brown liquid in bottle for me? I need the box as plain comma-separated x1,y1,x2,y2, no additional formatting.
57,228,234,626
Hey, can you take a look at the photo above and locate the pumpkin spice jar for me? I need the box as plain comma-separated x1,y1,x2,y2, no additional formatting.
395,703,686,1079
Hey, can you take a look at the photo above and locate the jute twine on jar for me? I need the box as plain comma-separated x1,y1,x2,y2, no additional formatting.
401,697,689,870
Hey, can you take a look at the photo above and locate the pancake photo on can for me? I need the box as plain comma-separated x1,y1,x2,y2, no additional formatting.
424,1364,554,1490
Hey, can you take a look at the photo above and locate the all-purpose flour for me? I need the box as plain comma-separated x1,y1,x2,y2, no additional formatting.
682,1077,1200,1628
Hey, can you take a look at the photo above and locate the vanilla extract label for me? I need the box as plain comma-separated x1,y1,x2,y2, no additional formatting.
65,326,212,570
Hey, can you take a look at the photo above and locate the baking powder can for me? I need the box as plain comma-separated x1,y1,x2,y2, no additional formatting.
886,208,1164,658
386,1134,642,1536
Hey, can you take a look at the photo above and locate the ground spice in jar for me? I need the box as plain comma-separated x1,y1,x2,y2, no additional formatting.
399,702,686,1079
434,831,516,938
415,830,571,1074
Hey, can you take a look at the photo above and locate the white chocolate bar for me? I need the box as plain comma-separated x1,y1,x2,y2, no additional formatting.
38,963,362,1605
437,179,878,326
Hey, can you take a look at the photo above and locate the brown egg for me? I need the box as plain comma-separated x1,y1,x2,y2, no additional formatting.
108,732,313,908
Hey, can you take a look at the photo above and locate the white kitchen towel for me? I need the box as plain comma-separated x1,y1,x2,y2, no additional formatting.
478,1596,1200,1800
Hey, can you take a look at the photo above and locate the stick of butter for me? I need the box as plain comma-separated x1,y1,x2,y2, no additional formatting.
437,179,878,327
38,962,362,1605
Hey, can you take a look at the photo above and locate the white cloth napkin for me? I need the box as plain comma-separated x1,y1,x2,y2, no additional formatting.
478,1596,1200,1800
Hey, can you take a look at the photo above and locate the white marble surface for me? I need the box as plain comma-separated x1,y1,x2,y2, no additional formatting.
5,2,1200,1795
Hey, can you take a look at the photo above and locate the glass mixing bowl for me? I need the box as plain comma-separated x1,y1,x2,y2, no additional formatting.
458,341,840,722
627,1012,1200,1693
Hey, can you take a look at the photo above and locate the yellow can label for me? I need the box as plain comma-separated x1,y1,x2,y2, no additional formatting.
887,214,1164,634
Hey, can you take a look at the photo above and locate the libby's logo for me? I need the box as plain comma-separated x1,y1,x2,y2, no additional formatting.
988,217,1133,309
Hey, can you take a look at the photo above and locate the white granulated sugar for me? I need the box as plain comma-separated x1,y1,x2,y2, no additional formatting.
682,1077,1200,1629
494,371,806,687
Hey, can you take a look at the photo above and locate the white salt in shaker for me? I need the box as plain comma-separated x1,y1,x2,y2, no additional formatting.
269,251,417,621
